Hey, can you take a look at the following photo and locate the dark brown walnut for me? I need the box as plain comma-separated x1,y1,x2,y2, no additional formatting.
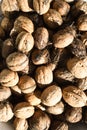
76,77,87,91
0,86,11,101
28,110,51,130
14,102,35,119
16,31,34,54
34,27,49,50
46,101,64,115
32,49,50,65
53,0,70,16
35,65,53,85
53,26,76,48
17,0,33,12
55,68,75,83
0,102,14,122
77,14,87,31
43,9,63,29
63,86,87,107
14,118,28,130
65,107,82,123
0,69,19,87
1,0,19,16
0,26,5,39
6,52,29,71
13,16,34,34
33,0,50,15
75,0,87,14
1,17,13,32
2,38,14,58
18,75,36,94
70,38,86,59
41,85,62,106
50,121,68,130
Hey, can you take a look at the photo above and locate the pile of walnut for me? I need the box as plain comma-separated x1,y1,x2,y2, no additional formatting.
1,0,87,130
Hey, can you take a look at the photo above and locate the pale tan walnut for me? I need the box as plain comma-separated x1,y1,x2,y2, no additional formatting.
41,85,62,106
1,0,19,16
77,14,87,31
35,66,53,85
46,101,64,115
53,0,70,16
53,26,76,48
33,0,50,15
14,118,28,130
11,85,21,95
2,38,14,58
34,27,49,50
0,69,19,87
65,107,82,123
14,102,34,119
67,56,87,79
0,86,11,101
18,75,36,94
0,102,14,122
16,31,34,54
64,0,74,2
63,86,87,107
43,9,63,29
17,0,33,12
28,110,51,130
75,0,87,14
6,52,29,71
25,91,41,106
13,16,34,33
77,77,87,91
32,49,50,65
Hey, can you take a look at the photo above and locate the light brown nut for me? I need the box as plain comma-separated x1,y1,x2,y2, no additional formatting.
53,0,70,16
14,16,34,33
0,102,14,122
17,0,33,12
65,107,82,123
33,0,50,15
18,75,36,94
46,101,64,115
35,66,53,85
43,9,63,29
41,85,62,106
0,86,11,101
16,31,34,54
11,85,21,95
63,86,87,107
28,110,51,130
0,69,19,87
25,91,41,106
1,0,19,16
34,27,49,50
14,102,34,119
77,14,87,31
14,118,28,130
67,56,87,79
2,38,14,58
53,27,76,48
6,52,29,71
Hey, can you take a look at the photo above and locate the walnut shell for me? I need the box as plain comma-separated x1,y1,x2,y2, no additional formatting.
41,85,62,106
11,85,21,95
63,86,87,107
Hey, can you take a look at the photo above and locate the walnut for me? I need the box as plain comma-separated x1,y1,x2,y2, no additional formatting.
0,102,14,122
16,31,34,54
14,102,35,119
43,9,63,29
28,110,51,130
11,85,21,95
0,69,19,87
63,86,87,107
18,75,36,94
77,77,87,91
6,52,29,71
41,85,62,106
14,118,28,130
